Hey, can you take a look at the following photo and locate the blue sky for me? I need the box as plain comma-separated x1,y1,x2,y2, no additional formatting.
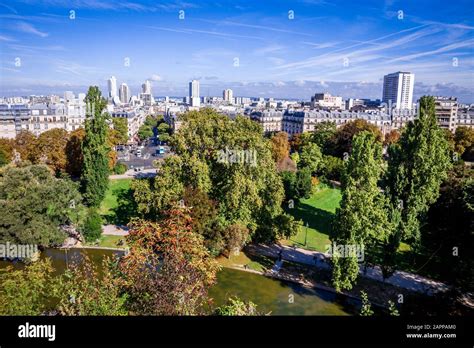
0,0,473,102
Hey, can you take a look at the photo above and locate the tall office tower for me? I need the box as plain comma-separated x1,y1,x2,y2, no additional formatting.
108,76,117,99
142,80,152,94
382,71,414,110
189,80,200,107
223,88,234,104
119,83,130,104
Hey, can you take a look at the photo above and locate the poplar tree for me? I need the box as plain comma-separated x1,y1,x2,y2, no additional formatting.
385,96,451,250
331,131,391,291
80,86,110,207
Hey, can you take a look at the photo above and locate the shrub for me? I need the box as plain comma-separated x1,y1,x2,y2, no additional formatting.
82,209,102,242
113,162,127,175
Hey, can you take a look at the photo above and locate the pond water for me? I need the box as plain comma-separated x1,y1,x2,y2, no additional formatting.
0,248,358,315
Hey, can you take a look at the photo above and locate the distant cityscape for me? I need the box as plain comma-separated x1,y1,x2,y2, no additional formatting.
1,71,473,143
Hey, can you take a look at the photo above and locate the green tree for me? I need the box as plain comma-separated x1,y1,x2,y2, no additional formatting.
56,258,128,315
331,131,391,291
0,259,58,315
454,126,474,160
385,96,451,249
0,165,83,246
82,208,102,242
299,142,323,174
81,86,110,207
423,167,473,291
136,108,296,243
295,166,312,199
112,117,129,144
311,121,337,154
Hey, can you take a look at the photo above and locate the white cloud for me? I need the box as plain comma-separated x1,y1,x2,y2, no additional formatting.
15,21,48,37
149,74,162,81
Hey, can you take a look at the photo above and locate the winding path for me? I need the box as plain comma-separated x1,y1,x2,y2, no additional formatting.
246,243,451,295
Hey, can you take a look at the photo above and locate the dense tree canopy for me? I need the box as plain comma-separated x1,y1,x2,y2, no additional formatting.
0,165,82,246
133,108,298,244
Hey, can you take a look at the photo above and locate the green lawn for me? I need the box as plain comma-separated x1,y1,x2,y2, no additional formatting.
100,179,135,225
98,235,127,248
282,185,342,252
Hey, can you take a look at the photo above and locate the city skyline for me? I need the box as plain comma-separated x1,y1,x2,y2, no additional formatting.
0,0,473,102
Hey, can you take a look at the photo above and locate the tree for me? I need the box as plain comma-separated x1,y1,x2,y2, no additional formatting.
280,171,297,201
423,167,473,291
36,128,70,174
81,86,110,207
222,223,250,256
0,138,13,167
295,166,312,199
56,257,128,315
298,142,323,174
13,131,38,163
112,117,129,144
119,210,220,315
0,259,58,315
311,121,337,154
82,208,102,242
0,165,83,246
384,129,400,146
454,126,474,159
331,131,391,291
289,132,313,153
331,119,382,157
320,155,344,181
66,127,85,178
214,297,259,316
270,132,290,164
386,96,451,247
135,108,296,243
183,186,223,255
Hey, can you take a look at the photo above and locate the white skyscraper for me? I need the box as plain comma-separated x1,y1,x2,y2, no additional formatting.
119,83,130,104
382,71,415,110
108,76,117,99
189,80,200,107
223,89,233,104
142,80,152,94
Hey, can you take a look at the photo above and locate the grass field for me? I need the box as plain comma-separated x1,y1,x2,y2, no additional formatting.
98,235,127,248
100,179,135,225
282,184,342,252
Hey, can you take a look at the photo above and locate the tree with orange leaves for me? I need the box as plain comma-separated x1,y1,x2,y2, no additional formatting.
119,207,220,315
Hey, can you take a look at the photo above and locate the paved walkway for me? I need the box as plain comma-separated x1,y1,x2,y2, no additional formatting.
109,168,157,180
102,224,129,236
247,243,451,295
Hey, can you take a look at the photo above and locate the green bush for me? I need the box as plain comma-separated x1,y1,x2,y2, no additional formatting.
113,162,127,175
82,209,102,242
